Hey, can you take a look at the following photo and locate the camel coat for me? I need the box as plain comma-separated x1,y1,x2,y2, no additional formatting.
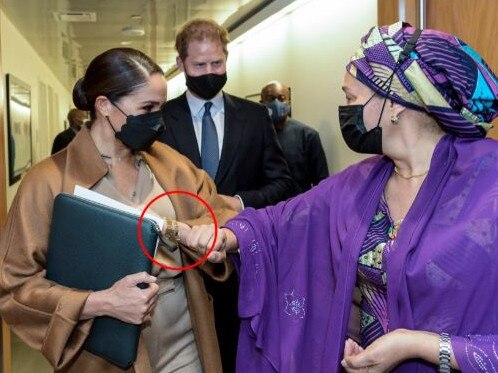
0,127,237,372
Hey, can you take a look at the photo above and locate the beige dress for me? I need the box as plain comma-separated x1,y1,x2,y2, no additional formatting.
93,157,201,373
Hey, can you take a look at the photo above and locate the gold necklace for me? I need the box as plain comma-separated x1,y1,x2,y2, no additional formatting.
393,166,429,180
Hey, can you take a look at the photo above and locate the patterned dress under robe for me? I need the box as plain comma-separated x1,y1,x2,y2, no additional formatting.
357,196,401,348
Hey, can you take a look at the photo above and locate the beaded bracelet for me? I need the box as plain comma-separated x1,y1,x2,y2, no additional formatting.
439,332,451,373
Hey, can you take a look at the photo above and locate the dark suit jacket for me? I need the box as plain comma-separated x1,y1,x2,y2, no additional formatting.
51,127,77,154
159,92,294,208
276,117,329,195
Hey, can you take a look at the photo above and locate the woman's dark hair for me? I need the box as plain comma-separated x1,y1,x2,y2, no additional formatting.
72,48,164,119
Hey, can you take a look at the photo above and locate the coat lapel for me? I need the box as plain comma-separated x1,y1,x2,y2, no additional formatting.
62,127,108,193
216,93,244,183
167,93,202,168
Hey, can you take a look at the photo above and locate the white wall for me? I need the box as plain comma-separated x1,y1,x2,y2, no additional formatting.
1,11,72,207
0,0,377,209
168,0,376,174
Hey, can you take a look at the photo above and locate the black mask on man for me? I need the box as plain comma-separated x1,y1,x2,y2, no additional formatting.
338,104,383,155
107,103,165,151
186,73,227,99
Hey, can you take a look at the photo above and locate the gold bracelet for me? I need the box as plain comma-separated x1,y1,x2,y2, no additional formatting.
163,219,179,252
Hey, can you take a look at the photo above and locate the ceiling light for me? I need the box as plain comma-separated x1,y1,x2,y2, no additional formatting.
121,26,145,37
54,11,97,22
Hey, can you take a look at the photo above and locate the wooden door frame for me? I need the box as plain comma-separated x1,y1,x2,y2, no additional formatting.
0,1,12,371
378,0,420,27
0,2,6,228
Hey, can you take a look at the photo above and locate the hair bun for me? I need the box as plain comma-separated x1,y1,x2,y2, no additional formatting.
72,78,91,110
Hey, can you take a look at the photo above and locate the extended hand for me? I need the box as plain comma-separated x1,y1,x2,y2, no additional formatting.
184,224,227,262
183,224,239,263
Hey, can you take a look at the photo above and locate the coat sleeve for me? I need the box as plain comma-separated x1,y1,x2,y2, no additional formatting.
0,166,93,370
171,165,238,282
237,108,295,208
143,144,239,281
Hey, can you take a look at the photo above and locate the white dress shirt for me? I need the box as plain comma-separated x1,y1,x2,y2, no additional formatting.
185,90,225,158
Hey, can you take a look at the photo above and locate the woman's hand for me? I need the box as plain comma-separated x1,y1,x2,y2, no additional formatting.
341,329,447,372
343,338,364,362
81,272,158,324
182,224,239,263
342,331,410,372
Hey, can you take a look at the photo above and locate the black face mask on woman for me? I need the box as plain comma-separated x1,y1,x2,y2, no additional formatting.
186,73,227,99
107,103,165,151
338,104,383,155
338,30,422,156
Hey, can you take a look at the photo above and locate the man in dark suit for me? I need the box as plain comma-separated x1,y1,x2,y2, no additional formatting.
51,108,88,154
158,18,293,372
260,80,329,196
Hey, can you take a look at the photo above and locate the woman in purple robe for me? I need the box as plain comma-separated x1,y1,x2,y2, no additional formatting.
186,22,498,372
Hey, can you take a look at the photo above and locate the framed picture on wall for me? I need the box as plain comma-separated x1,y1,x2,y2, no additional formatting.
6,74,32,185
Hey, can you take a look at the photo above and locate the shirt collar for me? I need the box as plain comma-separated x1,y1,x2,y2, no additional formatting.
186,90,224,118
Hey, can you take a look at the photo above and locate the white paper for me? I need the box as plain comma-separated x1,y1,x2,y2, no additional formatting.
73,185,164,230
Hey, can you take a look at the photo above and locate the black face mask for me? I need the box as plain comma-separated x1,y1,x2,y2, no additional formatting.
338,28,423,155
186,73,227,99
107,103,165,151
338,104,383,155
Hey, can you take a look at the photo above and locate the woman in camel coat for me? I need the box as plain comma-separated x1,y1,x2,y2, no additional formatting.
0,47,236,373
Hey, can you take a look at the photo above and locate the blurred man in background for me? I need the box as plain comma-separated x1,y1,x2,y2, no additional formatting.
51,108,88,154
261,81,329,195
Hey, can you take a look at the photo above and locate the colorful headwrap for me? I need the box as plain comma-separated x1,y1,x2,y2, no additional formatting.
347,22,498,138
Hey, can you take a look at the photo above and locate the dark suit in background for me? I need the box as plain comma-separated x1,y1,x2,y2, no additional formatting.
160,92,293,207
276,117,329,195
51,128,77,154
51,108,88,154
260,80,329,196
159,92,293,372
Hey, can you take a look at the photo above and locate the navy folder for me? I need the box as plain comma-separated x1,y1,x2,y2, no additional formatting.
46,193,159,368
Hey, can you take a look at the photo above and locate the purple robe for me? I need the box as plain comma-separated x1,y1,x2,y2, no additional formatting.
226,134,498,372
